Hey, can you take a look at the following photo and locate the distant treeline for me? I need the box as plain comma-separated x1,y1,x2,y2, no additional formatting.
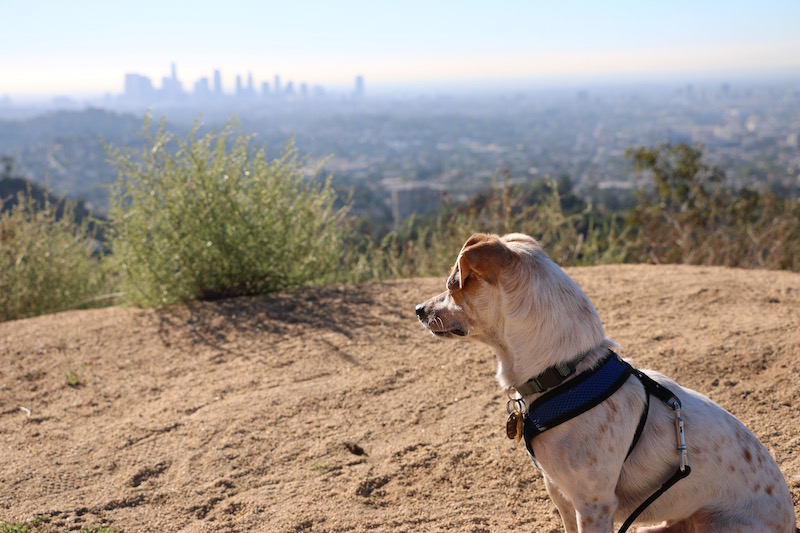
2,118,798,323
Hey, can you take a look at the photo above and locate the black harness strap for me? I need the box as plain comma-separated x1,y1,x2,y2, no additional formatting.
617,363,691,533
627,365,682,406
625,388,649,460
618,465,692,533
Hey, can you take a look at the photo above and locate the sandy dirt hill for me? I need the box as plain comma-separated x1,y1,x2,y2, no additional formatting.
1,264,799,532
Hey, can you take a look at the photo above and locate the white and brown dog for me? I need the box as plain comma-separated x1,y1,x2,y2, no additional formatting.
416,233,797,533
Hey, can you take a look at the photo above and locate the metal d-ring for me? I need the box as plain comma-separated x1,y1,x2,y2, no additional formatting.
506,398,526,415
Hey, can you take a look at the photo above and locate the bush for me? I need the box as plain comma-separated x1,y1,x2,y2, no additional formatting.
0,189,115,322
106,117,348,306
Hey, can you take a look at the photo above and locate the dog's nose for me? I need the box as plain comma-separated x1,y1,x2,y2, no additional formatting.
415,303,427,320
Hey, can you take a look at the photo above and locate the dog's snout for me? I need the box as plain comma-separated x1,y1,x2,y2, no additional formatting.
415,303,427,321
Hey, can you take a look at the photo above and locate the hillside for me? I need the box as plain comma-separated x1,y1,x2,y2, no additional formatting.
1,265,799,532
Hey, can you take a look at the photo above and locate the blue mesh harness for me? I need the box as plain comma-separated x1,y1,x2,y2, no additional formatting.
523,351,631,452
521,350,691,533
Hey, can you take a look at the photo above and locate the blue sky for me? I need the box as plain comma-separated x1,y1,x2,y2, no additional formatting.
3,0,800,97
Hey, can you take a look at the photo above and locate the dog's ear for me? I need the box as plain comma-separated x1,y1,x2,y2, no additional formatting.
447,234,511,289
446,259,465,291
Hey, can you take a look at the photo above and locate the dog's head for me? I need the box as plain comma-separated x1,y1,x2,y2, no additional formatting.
415,233,516,343
415,232,607,387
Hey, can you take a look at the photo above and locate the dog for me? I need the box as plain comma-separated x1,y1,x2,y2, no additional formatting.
416,233,797,533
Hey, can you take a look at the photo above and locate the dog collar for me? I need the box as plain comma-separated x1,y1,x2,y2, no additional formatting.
512,349,592,396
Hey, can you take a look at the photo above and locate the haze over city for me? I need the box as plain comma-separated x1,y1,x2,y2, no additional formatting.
2,0,799,228
3,0,800,101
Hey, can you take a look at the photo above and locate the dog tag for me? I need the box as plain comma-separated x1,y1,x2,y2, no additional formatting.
515,411,524,442
506,411,519,439
506,411,520,440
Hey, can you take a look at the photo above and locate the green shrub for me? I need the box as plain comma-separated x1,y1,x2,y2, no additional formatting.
0,189,115,322
106,117,348,306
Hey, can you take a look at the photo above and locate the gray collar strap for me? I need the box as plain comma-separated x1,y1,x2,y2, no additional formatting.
512,350,592,396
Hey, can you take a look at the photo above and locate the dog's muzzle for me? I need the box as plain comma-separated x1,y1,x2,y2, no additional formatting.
415,303,467,337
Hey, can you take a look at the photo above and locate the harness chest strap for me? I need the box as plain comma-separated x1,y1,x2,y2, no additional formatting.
522,352,632,446
520,351,691,533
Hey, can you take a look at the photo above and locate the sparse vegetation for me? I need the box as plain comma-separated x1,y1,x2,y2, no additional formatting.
0,517,114,533
626,143,800,270
64,360,87,388
65,369,80,388
2,117,799,326
346,143,800,279
351,174,628,280
0,187,116,323
1,522,28,533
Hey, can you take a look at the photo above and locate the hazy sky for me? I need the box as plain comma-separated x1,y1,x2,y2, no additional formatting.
3,0,800,97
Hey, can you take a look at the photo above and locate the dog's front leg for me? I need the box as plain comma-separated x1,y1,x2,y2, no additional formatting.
574,499,616,533
544,474,579,533
544,472,616,533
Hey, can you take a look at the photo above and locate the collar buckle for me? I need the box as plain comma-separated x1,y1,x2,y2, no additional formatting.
513,350,591,396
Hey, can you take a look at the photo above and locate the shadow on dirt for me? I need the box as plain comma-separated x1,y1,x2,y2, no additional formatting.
154,282,406,353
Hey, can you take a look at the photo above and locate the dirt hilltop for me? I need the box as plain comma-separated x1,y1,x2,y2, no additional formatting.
1,264,799,532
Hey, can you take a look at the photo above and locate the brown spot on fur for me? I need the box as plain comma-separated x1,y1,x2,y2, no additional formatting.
754,484,761,492
592,497,599,503
602,505,610,514
729,464,736,473
743,448,752,463
765,485,773,495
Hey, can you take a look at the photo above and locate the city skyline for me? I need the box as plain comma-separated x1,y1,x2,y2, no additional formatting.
120,63,362,107
3,0,800,99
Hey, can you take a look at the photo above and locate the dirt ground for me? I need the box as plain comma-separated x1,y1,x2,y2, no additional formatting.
1,264,799,532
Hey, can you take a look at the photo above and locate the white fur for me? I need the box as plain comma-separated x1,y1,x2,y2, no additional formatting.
417,233,797,533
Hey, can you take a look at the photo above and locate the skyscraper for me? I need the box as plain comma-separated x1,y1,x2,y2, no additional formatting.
274,75,281,94
160,62,183,101
354,75,365,99
213,69,222,97
124,73,153,105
